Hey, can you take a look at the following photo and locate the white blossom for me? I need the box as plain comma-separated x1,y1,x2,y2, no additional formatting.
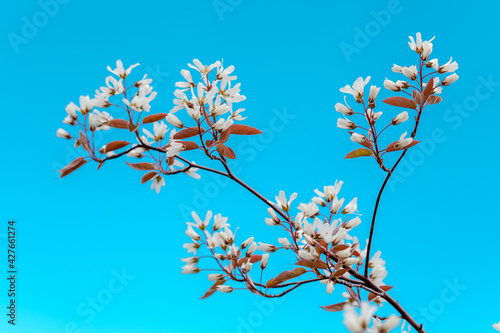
107,60,139,79
275,191,298,212
442,73,459,86
391,111,409,125
340,76,371,102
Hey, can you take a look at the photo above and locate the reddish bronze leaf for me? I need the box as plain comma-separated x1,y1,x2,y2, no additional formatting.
320,302,348,312
125,161,156,171
142,113,168,124
205,140,216,148
104,140,130,153
333,268,349,277
228,124,263,135
266,267,307,288
182,141,199,151
383,96,417,109
108,119,129,129
200,279,226,300
78,130,91,154
344,148,373,159
422,76,434,102
249,255,263,263
368,292,378,301
173,127,204,140
216,144,236,159
58,157,87,178
333,244,350,252
412,90,422,105
380,285,393,292
295,259,328,269
427,95,442,105
219,128,231,143
141,171,157,184
385,140,420,152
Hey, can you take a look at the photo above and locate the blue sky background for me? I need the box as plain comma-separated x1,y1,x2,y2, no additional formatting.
1,0,499,332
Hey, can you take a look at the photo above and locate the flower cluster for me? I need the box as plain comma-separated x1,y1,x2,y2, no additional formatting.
336,33,458,170
56,59,262,193
182,181,390,303
56,60,202,191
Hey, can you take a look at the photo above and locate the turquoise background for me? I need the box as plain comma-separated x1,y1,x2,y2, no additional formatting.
1,0,499,332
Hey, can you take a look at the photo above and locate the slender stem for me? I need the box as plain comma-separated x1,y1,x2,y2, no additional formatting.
363,58,428,278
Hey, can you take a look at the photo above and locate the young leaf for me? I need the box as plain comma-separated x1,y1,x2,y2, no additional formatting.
383,96,417,109
108,119,129,129
104,140,130,153
58,157,87,178
216,144,236,159
200,279,226,300
385,140,420,152
173,127,204,140
295,259,328,269
422,76,434,102
125,161,156,171
228,124,263,135
78,130,91,154
141,171,157,184
219,128,231,143
344,148,373,159
266,267,307,288
412,90,422,105
142,113,168,124
181,141,199,151
427,95,442,105
333,268,349,277
320,302,348,312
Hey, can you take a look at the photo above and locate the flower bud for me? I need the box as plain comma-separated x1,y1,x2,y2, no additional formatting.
241,237,255,250
326,280,335,294
260,253,269,269
345,216,361,229
383,79,401,92
257,243,278,253
298,249,315,260
335,102,354,116
56,128,72,139
217,285,234,293
391,111,409,125
343,258,359,266
246,242,257,256
165,113,183,128
278,237,291,249
442,73,459,86
208,273,225,281
303,234,318,247
337,118,357,130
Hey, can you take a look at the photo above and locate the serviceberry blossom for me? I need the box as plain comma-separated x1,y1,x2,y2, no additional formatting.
340,76,371,102
107,59,139,79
